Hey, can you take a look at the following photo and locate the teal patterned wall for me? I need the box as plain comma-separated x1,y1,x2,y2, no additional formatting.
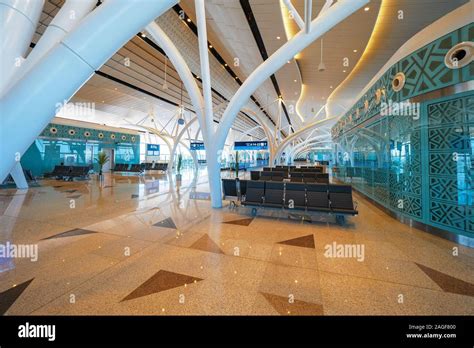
21,122,141,176
332,23,473,238
40,123,139,144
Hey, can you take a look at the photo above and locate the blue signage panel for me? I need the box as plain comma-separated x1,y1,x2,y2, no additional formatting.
147,144,160,156
190,142,205,150
234,141,268,150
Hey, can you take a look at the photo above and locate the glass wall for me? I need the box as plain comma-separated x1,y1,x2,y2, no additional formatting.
20,122,140,176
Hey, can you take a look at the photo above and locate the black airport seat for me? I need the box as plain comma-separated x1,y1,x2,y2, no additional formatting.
271,171,285,181
250,171,260,180
284,182,306,209
304,176,316,183
50,165,71,178
329,185,358,214
262,181,284,208
316,173,329,183
238,179,247,197
242,180,265,206
222,179,238,198
69,166,89,178
306,184,330,212
290,177,303,182
260,172,272,180
290,172,303,178
129,164,141,172
263,167,272,172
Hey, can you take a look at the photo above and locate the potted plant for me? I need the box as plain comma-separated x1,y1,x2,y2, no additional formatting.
176,153,183,182
96,151,109,181
234,151,239,178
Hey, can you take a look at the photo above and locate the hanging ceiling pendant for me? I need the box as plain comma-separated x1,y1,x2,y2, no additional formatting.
178,82,185,125
163,56,168,90
318,38,326,72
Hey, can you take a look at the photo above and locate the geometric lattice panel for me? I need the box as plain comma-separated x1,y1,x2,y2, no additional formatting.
430,201,466,231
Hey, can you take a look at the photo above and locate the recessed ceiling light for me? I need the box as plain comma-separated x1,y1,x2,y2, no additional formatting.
364,7,370,11
187,18,191,22
330,85,333,89
224,63,228,67
209,45,213,48
294,79,297,82
343,70,346,73
287,60,291,64
276,36,281,40
141,33,146,38
353,49,358,53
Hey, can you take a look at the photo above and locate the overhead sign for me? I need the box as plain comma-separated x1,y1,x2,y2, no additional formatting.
147,144,160,156
234,141,268,150
190,142,205,150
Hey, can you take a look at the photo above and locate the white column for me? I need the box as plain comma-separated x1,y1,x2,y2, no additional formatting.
0,0,178,183
195,0,222,208
10,0,98,88
0,0,44,95
215,0,369,151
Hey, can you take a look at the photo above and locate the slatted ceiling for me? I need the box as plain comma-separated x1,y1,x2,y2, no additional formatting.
30,1,268,140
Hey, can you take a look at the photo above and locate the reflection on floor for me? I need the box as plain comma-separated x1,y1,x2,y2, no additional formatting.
0,169,473,315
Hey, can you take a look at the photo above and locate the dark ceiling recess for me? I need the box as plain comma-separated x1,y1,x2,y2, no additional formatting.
171,4,283,134
239,0,293,133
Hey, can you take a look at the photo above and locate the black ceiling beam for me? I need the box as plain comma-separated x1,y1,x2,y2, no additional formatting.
89,71,258,138
239,0,293,133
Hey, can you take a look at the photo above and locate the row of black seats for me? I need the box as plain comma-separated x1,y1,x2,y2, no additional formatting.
48,165,91,181
250,171,329,183
291,167,323,173
242,180,358,215
113,163,143,173
289,173,329,183
142,162,168,171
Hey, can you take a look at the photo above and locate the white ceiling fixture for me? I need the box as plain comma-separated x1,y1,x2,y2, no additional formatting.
162,56,168,90
318,38,325,72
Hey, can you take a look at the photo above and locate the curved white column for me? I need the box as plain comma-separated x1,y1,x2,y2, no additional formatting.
0,0,44,94
274,116,337,160
0,0,178,183
214,0,369,151
10,0,97,90
169,117,199,173
145,22,206,139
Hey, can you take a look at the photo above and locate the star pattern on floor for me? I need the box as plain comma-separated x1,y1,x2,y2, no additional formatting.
153,217,177,229
415,263,474,297
277,234,315,249
223,218,254,226
0,279,34,315
190,234,224,254
260,292,324,315
121,270,203,302
42,228,98,240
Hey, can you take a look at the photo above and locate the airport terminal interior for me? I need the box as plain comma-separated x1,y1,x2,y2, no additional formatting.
0,0,473,316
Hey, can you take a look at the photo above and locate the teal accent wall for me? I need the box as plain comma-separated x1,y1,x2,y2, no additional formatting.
332,23,474,238
21,123,140,176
